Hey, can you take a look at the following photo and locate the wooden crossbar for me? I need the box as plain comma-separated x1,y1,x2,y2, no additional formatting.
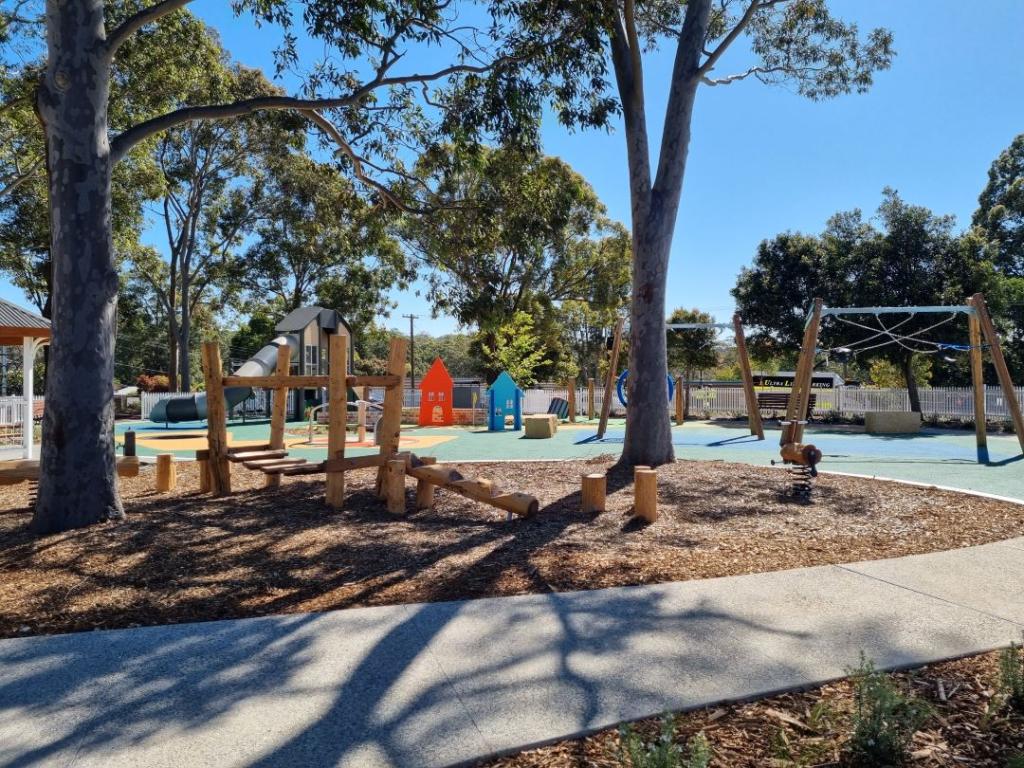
221,374,401,389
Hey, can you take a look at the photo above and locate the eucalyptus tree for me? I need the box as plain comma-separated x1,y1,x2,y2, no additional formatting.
974,134,1024,276
482,0,894,465
240,151,411,329
666,308,718,380
132,60,299,391
1,0,574,533
403,145,631,344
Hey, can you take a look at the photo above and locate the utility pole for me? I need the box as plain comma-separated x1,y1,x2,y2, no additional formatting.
402,314,419,390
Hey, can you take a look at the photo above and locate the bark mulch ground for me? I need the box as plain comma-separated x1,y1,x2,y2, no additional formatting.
483,650,1024,767
1,457,1022,641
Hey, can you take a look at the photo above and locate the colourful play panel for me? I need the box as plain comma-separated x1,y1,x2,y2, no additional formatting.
114,417,1024,501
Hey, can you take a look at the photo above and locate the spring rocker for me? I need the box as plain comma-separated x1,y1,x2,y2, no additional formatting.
197,336,538,518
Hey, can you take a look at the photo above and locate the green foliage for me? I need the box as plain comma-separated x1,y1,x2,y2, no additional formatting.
480,311,550,386
867,357,932,389
666,308,719,380
733,189,1005,388
997,641,1024,713
616,714,711,768
974,133,1024,276
845,656,931,767
770,700,840,767
1007,754,1024,768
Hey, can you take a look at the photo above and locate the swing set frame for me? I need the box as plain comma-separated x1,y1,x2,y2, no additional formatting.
596,313,764,440
781,293,1024,460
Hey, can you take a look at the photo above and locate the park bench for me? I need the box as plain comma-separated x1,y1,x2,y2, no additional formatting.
756,392,816,419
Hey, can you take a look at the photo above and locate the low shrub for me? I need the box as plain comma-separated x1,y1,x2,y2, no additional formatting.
998,641,1024,712
616,713,711,768
844,656,931,767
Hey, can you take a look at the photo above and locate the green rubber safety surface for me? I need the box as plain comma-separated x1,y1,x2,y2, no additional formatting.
114,418,1024,501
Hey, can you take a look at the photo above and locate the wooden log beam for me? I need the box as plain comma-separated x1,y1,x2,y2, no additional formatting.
326,333,348,510
242,457,306,469
971,293,1024,453
375,337,409,494
405,460,539,518
201,341,232,495
597,317,625,439
968,309,987,450
782,299,822,446
323,453,387,473
734,313,765,440
220,374,401,390
0,456,140,484
266,343,291,489
227,449,289,463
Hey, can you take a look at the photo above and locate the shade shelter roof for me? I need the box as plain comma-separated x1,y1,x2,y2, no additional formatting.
0,298,50,345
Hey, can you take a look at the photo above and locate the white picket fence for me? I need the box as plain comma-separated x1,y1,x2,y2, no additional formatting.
138,384,1024,423
0,396,44,445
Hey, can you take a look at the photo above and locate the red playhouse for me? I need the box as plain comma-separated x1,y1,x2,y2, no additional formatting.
419,357,454,426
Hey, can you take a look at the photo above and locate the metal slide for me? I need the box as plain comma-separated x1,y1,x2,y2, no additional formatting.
148,335,299,423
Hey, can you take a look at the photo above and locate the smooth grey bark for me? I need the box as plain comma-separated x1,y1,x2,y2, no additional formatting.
33,0,124,533
611,0,712,467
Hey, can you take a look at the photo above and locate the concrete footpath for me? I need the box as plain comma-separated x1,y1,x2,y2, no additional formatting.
3,538,1024,768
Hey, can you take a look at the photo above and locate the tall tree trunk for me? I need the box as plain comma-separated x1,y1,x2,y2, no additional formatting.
168,317,178,389
622,212,676,465
179,288,191,391
901,353,921,413
33,0,123,533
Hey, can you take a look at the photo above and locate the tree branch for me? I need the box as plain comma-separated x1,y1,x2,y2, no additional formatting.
105,0,195,56
109,59,495,163
0,157,43,198
698,0,773,77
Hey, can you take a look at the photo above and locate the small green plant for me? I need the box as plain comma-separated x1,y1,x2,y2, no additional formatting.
998,641,1024,712
616,713,711,768
844,655,932,767
769,700,840,767
1007,754,1024,768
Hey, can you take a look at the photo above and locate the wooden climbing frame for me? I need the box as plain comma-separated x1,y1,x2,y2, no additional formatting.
198,335,541,516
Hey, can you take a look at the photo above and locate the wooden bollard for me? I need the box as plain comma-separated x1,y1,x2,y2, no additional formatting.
415,456,437,510
385,458,407,514
634,467,658,523
581,473,606,513
198,458,211,493
155,454,176,493
123,430,136,457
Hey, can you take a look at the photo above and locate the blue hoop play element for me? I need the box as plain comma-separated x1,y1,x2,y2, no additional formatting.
616,369,675,407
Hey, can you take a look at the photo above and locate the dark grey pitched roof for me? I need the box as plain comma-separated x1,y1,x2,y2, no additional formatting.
0,298,50,330
275,306,351,335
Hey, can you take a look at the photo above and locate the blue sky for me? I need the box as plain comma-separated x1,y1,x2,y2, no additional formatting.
4,1,1023,337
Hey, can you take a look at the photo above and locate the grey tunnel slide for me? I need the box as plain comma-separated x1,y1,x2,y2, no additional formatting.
148,335,299,423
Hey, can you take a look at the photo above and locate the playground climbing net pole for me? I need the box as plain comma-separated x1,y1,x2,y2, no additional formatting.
781,293,1024,462
596,313,764,440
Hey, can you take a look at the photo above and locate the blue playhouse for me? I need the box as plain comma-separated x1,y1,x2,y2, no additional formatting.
487,371,523,431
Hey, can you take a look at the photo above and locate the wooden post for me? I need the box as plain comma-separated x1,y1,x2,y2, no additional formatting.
325,334,348,509
971,293,1024,453
198,458,211,493
265,343,291,488
155,453,176,492
674,376,684,424
415,455,437,510
581,472,606,514
587,378,595,420
733,313,765,440
384,458,406,514
782,299,823,447
566,377,576,423
634,468,658,523
376,337,409,494
597,317,625,439
201,341,231,495
968,308,987,450
357,386,368,444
